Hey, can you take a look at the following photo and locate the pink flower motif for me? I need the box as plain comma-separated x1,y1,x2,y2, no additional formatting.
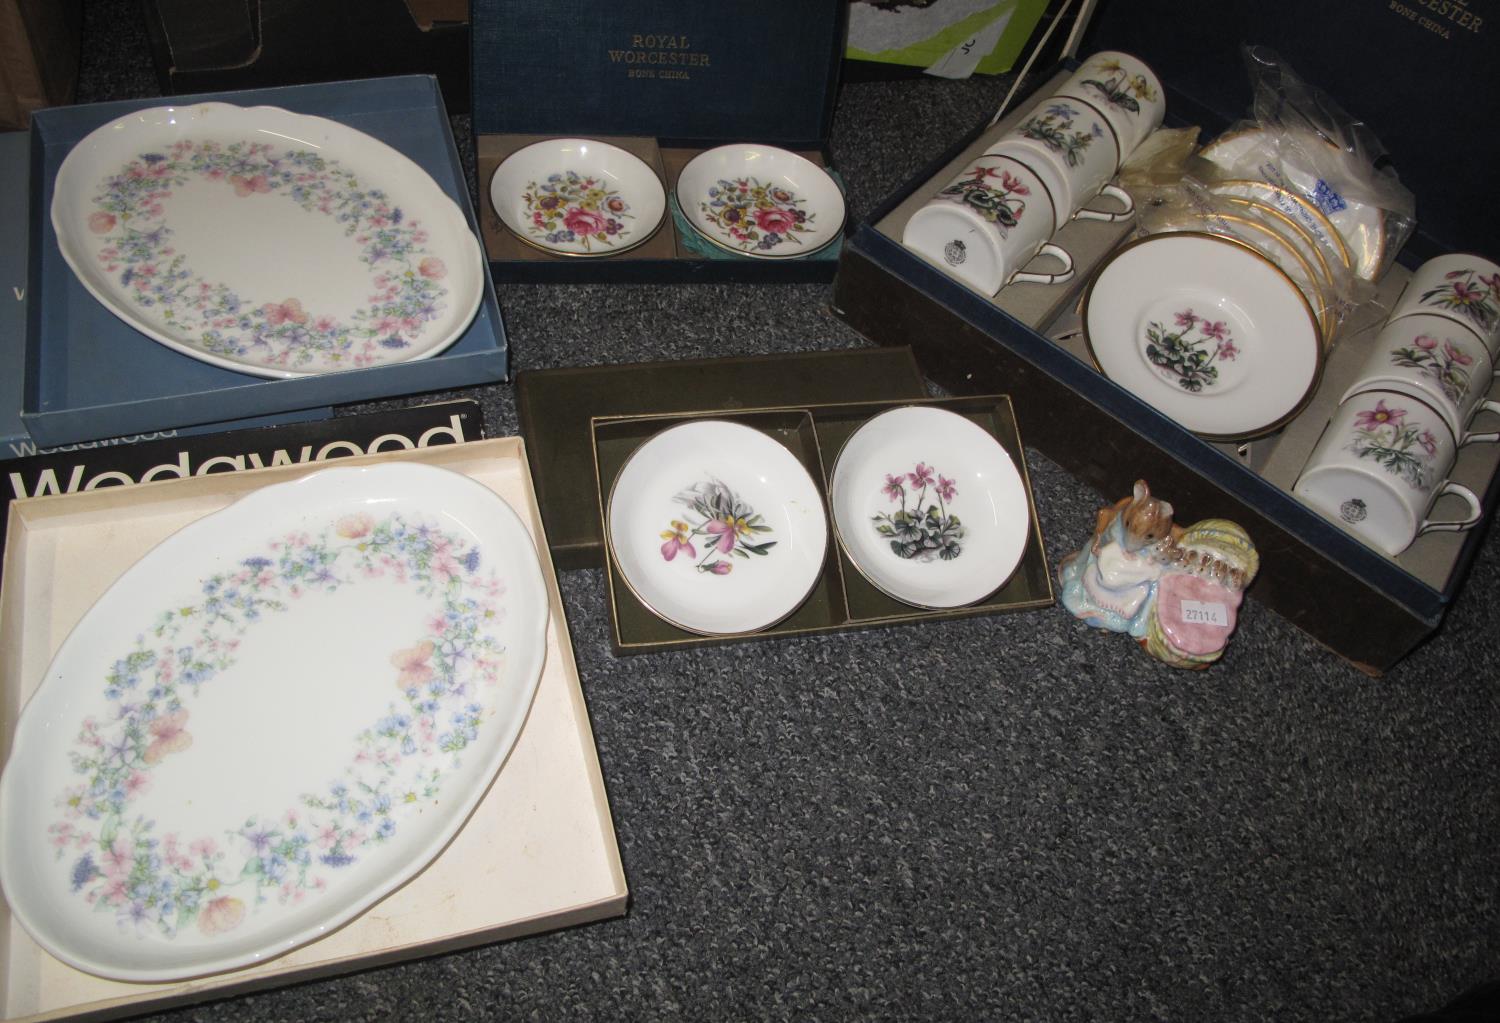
998,171,1030,195
1218,338,1239,361
1174,309,1198,328
143,709,192,764
1200,320,1228,341
1354,400,1406,430
229,173,270,197
1414,334,1438,350
882,474,905,502
1444,340,1474,366
659,519,697,561
936,475,958,502
1480,273,1500,292
391,640,435,690
418,257,447,279
1452,280,1479,303
752,207,799,236
1419,430,1438,455
88,211,117,234
706,561,733,575
563,207,608,236
190,837,219,861
335,513,374,539
909,462,936,488
199,896,246,935
262,298,308,327
706,516,749,554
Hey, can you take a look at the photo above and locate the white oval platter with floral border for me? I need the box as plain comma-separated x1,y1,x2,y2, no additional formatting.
0,462,549,981
488,138,666,258
606,420,828,636
829,405,1030,609
674,145,846,260
51,103,485,379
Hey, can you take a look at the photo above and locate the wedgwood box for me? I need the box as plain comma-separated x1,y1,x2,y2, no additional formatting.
470,0,848,283
831,0,1500,672
24,75,509,449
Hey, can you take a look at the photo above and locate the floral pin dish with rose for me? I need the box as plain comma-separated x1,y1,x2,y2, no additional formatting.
675,145,846,260
51,103,485,379
489,138,667,258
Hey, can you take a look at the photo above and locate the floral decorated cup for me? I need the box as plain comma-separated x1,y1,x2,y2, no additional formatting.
1342,313,1500,439
1293,388,1485,556
985,96,1133,231
1388,253,1500,357
901,154,1073,296
1052,50,1166,160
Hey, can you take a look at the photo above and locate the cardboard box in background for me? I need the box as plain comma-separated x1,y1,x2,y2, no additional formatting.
142,0,470,111
0,0,80,129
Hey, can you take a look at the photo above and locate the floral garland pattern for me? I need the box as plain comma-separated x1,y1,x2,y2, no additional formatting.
1018,102,1105,168
1144,309,1240,392
1388,332,1474,405
48,512,506,940
521,170,633,252
873,462,964,561
1348,399,1438,489
937,165,1030,235
1420,267,1499,333
699,177,815,253
1079,57,1158,116
659,479,775,575
88,139,450,372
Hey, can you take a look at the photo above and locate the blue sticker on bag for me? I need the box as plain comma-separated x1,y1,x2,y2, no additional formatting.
1312,179,1348,216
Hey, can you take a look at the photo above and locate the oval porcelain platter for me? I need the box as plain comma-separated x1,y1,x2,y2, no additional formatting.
488,138,666,258
830,406,1030,609
675,145,845,260
1083,232,1324,441
606,420,828,636
51,103,486,379
0,463,549,981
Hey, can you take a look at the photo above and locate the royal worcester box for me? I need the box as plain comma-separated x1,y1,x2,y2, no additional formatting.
831,0,1500,672
470,0,848,283
23,75,508,449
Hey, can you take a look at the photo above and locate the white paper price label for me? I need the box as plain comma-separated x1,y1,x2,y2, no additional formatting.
1180,600,1229,628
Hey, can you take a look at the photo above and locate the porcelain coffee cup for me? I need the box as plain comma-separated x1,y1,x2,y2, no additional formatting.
1388,253,1500,358
1342,313,1500,439
1052,50,1165,159
902,154,1074,295
983,134,1133,234
1293,388,1485,556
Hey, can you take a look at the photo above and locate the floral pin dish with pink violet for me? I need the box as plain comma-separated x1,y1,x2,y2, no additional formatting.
489,138,666,259
829,405,1031,609
1083,232,1324,441
0,463,549,981
51,103,485,379
606,420,828,636
674,144,846,260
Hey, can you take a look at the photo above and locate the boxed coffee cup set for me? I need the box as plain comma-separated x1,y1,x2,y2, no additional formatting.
833,0,1500,673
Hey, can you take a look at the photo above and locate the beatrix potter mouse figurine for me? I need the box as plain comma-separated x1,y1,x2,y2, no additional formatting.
1058,480,1258,668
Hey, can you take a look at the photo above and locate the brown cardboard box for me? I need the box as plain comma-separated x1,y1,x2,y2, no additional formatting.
0,0,80,129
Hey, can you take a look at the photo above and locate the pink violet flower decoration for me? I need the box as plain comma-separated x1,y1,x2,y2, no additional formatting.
1355,400,1406,430
1174,309,1199,328
418,257,447,279
229,173,270,197
199,896,247,935
908,462,936,489
706,561,733,575
659,519,697,561
883,474,905,502
391,639,436,690
936,475,958,502
1218,338,1239,360
563,207,608,236
1444,339,1474,365
1414,334,1438,350
1200,320,1228,341
262,298,308,327
706,516,752,554
88,211,116,234
1419,430,1438,455
143,709,192,765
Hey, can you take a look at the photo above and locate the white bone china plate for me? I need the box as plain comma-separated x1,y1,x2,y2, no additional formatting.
0,463,549,981
674,145,845,260
51,103,485,378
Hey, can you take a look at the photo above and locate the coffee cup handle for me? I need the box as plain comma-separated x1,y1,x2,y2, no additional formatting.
1418,481,1484,536
1461,399,1500,444
1073,184,1136,223
1010,242,1075,286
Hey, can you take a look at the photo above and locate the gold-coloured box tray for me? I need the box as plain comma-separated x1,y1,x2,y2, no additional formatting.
590,395,1054,653
0,438,626,1022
